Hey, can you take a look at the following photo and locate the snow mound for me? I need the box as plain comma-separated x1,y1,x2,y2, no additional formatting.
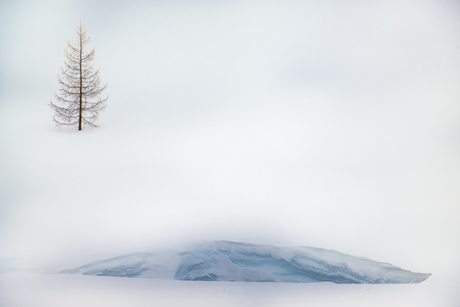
61,241,431,284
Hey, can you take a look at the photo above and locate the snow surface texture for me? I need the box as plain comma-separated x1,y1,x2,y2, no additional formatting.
61,241,430,284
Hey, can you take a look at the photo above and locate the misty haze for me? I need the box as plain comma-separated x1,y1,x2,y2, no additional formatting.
0,0,459,306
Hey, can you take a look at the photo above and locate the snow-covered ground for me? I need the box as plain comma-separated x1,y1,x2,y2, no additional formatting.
0,271,458,307
1,0,460,306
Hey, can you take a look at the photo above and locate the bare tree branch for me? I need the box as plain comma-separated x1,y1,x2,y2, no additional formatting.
50,22,108,130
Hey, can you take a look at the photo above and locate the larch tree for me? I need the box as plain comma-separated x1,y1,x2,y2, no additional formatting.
50,22,108,130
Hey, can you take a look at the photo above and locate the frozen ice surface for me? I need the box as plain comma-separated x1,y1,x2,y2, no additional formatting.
61,241,430,284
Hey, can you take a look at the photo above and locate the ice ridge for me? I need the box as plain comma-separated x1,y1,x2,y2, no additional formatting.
61,241,431,284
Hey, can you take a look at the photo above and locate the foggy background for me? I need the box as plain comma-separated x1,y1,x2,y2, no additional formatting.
1,0,459,281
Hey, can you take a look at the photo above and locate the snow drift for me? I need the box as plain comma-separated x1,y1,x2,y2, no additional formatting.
61,241,431,284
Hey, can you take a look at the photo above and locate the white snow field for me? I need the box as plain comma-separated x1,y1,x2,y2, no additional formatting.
1,0,460,306
0,271,458,307
61,241,431,284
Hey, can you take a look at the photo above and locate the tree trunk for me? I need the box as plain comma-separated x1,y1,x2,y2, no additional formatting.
78,27,83,131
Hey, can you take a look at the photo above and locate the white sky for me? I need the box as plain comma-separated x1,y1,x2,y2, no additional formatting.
1,0,460,279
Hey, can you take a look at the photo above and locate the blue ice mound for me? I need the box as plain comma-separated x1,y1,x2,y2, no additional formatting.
61,241,431,284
